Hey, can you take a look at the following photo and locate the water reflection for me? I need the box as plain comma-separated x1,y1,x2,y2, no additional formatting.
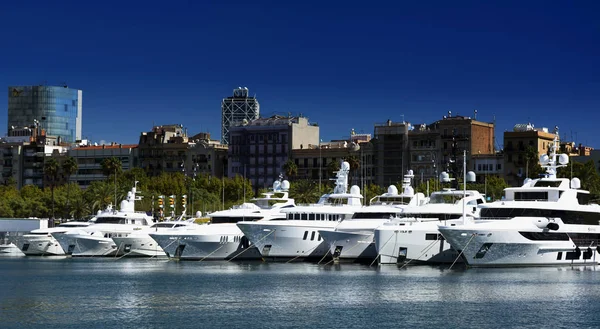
1,258,599,329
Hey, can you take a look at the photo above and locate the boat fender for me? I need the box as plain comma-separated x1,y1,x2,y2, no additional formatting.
546,222,559,231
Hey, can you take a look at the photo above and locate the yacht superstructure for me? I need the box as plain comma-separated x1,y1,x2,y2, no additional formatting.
237,161,363,261
439,132,600,267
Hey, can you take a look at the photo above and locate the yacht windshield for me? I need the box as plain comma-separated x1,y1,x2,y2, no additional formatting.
352,212,400,219
95,217,127,224
211,216,263,224
374,196,412,205
429,194,463,204
533,181,562,188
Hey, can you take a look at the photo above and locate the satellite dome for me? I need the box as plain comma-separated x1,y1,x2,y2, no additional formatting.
466,171,476,182
273,180,281,191
341,161,350,171
558,154,569,165
350,185,361,195
281,180,290,190
571,177,581,189
439,172,450,182
540,154,549,165
195,211,202,218
387,185,398,195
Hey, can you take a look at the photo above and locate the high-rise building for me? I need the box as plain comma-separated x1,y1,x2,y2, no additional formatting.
8,85,82,143
221,87,259,145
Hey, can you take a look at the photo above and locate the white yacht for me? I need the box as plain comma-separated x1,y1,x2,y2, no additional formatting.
149,179,295,260
318,171,428,263
1,232,25,257
439,133,600,267
237,161,363,262
67,184,155,257
17,221,92,256
375,164,485,264
112,219,193,257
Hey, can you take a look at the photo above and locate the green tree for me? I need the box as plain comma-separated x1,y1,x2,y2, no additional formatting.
524,146,544,179
62,156,78,219
282,160,298,179
44,157,60,221
101,157,123,178
289,180,322,204
327,160,340,177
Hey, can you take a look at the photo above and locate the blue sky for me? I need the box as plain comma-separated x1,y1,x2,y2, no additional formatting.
0,0,598,147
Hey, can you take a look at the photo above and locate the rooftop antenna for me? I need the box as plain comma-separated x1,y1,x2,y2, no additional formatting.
474,109,477,120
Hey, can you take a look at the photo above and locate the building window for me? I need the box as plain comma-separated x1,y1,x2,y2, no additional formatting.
497,163,502,170
508,155,512,163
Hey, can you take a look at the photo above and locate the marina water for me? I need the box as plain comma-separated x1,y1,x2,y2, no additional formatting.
1,258,599,329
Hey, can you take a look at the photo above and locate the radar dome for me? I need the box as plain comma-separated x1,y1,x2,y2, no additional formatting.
195,211,202,218
466,171,476,182
387,185,398,195
558,154,569,165
439,171,450,182
540,154,549,165
407,169,414,177
571,177,581,189
350,185,361,195
341,161,350,171
272,180,281,191
281,180,290,190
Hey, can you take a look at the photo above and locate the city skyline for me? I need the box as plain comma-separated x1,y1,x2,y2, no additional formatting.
0,1,598,147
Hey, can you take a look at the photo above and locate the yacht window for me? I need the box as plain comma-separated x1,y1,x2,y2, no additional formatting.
310,231,315,241
577,192,590,205
303,231,308,240
301,214,308,220
533,181,562,188
425,233,442,240
318,234,321,241
95,217,127,224
480,208,600,225
352,212,400,219
429,194,462,204
308,214,315,221
287,214,294,220
556,252,562,260
211,216,262,224
514,192,548,201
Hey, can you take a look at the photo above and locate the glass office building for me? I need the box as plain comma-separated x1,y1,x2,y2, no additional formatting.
8,85,82,143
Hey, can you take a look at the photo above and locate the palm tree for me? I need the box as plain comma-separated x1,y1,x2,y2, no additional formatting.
43,157,60,223
101,157,122,208
282,159,298,179
62,156,78,219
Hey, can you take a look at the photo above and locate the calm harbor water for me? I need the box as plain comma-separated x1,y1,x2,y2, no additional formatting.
1,258,599,329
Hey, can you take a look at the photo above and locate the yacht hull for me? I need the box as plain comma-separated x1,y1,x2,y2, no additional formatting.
0,243,25,257
237,222,334,262
375,221,460,265
150,233,260,260
19,236,65,256
71,235,118,257
318,230,376,263
112,236,166,257
439,225,600,267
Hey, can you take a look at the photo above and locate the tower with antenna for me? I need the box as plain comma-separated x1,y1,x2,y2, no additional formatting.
221,87,260,145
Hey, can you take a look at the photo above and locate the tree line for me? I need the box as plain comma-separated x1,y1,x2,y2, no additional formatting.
2,155,598,219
